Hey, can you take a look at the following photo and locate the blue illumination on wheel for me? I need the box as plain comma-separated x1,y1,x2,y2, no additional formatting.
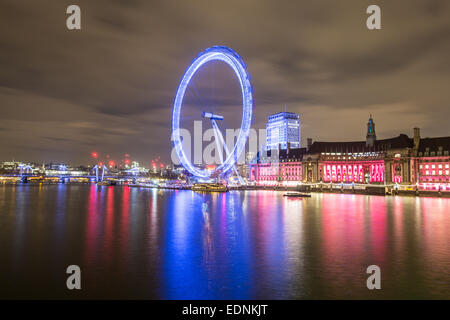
172,46,253,179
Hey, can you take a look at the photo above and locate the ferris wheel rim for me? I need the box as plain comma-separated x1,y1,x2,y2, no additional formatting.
171,46,253,179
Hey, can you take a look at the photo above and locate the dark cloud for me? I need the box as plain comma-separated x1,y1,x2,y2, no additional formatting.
0,0,449,165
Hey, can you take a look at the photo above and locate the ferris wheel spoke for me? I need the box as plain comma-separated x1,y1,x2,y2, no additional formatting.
180,114,201,122
211,120,224,164
187,83,207,112
188,71,211,112
194,73,212,110
212,120,230,160
216,118,237,159
211,60,215,111
212,119,245,184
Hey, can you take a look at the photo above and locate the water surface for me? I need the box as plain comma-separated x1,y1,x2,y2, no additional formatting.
0,184,448,299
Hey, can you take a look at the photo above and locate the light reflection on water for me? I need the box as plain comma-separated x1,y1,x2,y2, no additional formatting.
0,184,449,299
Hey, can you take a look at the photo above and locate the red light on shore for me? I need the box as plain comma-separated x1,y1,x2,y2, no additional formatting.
160,163,164,168
125,159,130,165
109,160,115,167
91,152,98,159
99,162,104,167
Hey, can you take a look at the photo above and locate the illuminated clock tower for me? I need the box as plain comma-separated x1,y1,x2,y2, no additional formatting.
366,115,376,147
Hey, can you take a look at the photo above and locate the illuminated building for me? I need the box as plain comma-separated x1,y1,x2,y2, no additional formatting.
1,161,22,171
366,115,376,147
266,112,300,150
249,145,305,186
246,151,256,163
250,116,450,190
413,132,450,190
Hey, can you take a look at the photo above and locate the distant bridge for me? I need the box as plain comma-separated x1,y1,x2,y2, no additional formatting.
1,174,142,183
2,164,145,183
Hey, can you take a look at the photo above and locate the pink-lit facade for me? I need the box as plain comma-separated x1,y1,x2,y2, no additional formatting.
248,120,450,191
415,157,450,191
250,152,450,189
418,159,450,183
320,160,384,183
303,150,391,185
250,153,389,186
249,146,305,186
250,161,302,186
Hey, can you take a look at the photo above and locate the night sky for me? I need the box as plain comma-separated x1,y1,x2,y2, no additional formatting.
1,1,449,165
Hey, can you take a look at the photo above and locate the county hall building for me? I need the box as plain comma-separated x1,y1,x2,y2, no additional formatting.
249,116,450,191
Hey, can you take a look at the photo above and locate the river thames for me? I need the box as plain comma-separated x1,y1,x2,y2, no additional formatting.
0,184,448,299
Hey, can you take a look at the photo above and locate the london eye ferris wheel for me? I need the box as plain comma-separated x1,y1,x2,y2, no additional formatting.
171,46,253,180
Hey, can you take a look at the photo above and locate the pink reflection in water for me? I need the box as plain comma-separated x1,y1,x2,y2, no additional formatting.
320,194,385,294
84,184,100,264
392,197,404,255
104,186,115,265
420,198,450,280
120,186,130,256
369,196,387,263
321,195,367,264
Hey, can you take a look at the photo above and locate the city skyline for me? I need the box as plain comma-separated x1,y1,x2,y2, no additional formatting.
1,1,449,304
1,1,450,165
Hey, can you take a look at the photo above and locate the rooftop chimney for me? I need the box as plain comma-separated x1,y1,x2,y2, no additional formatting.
413,127,420,151
307,138,313,151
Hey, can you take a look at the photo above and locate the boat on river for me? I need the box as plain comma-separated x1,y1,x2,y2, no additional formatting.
283,192,311,198
97,180,116,186
191,183,228,192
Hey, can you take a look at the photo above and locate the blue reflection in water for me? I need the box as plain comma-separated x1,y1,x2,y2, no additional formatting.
162,191,254,299
1,186,449,299
53,183,67,256
162,191,201,298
